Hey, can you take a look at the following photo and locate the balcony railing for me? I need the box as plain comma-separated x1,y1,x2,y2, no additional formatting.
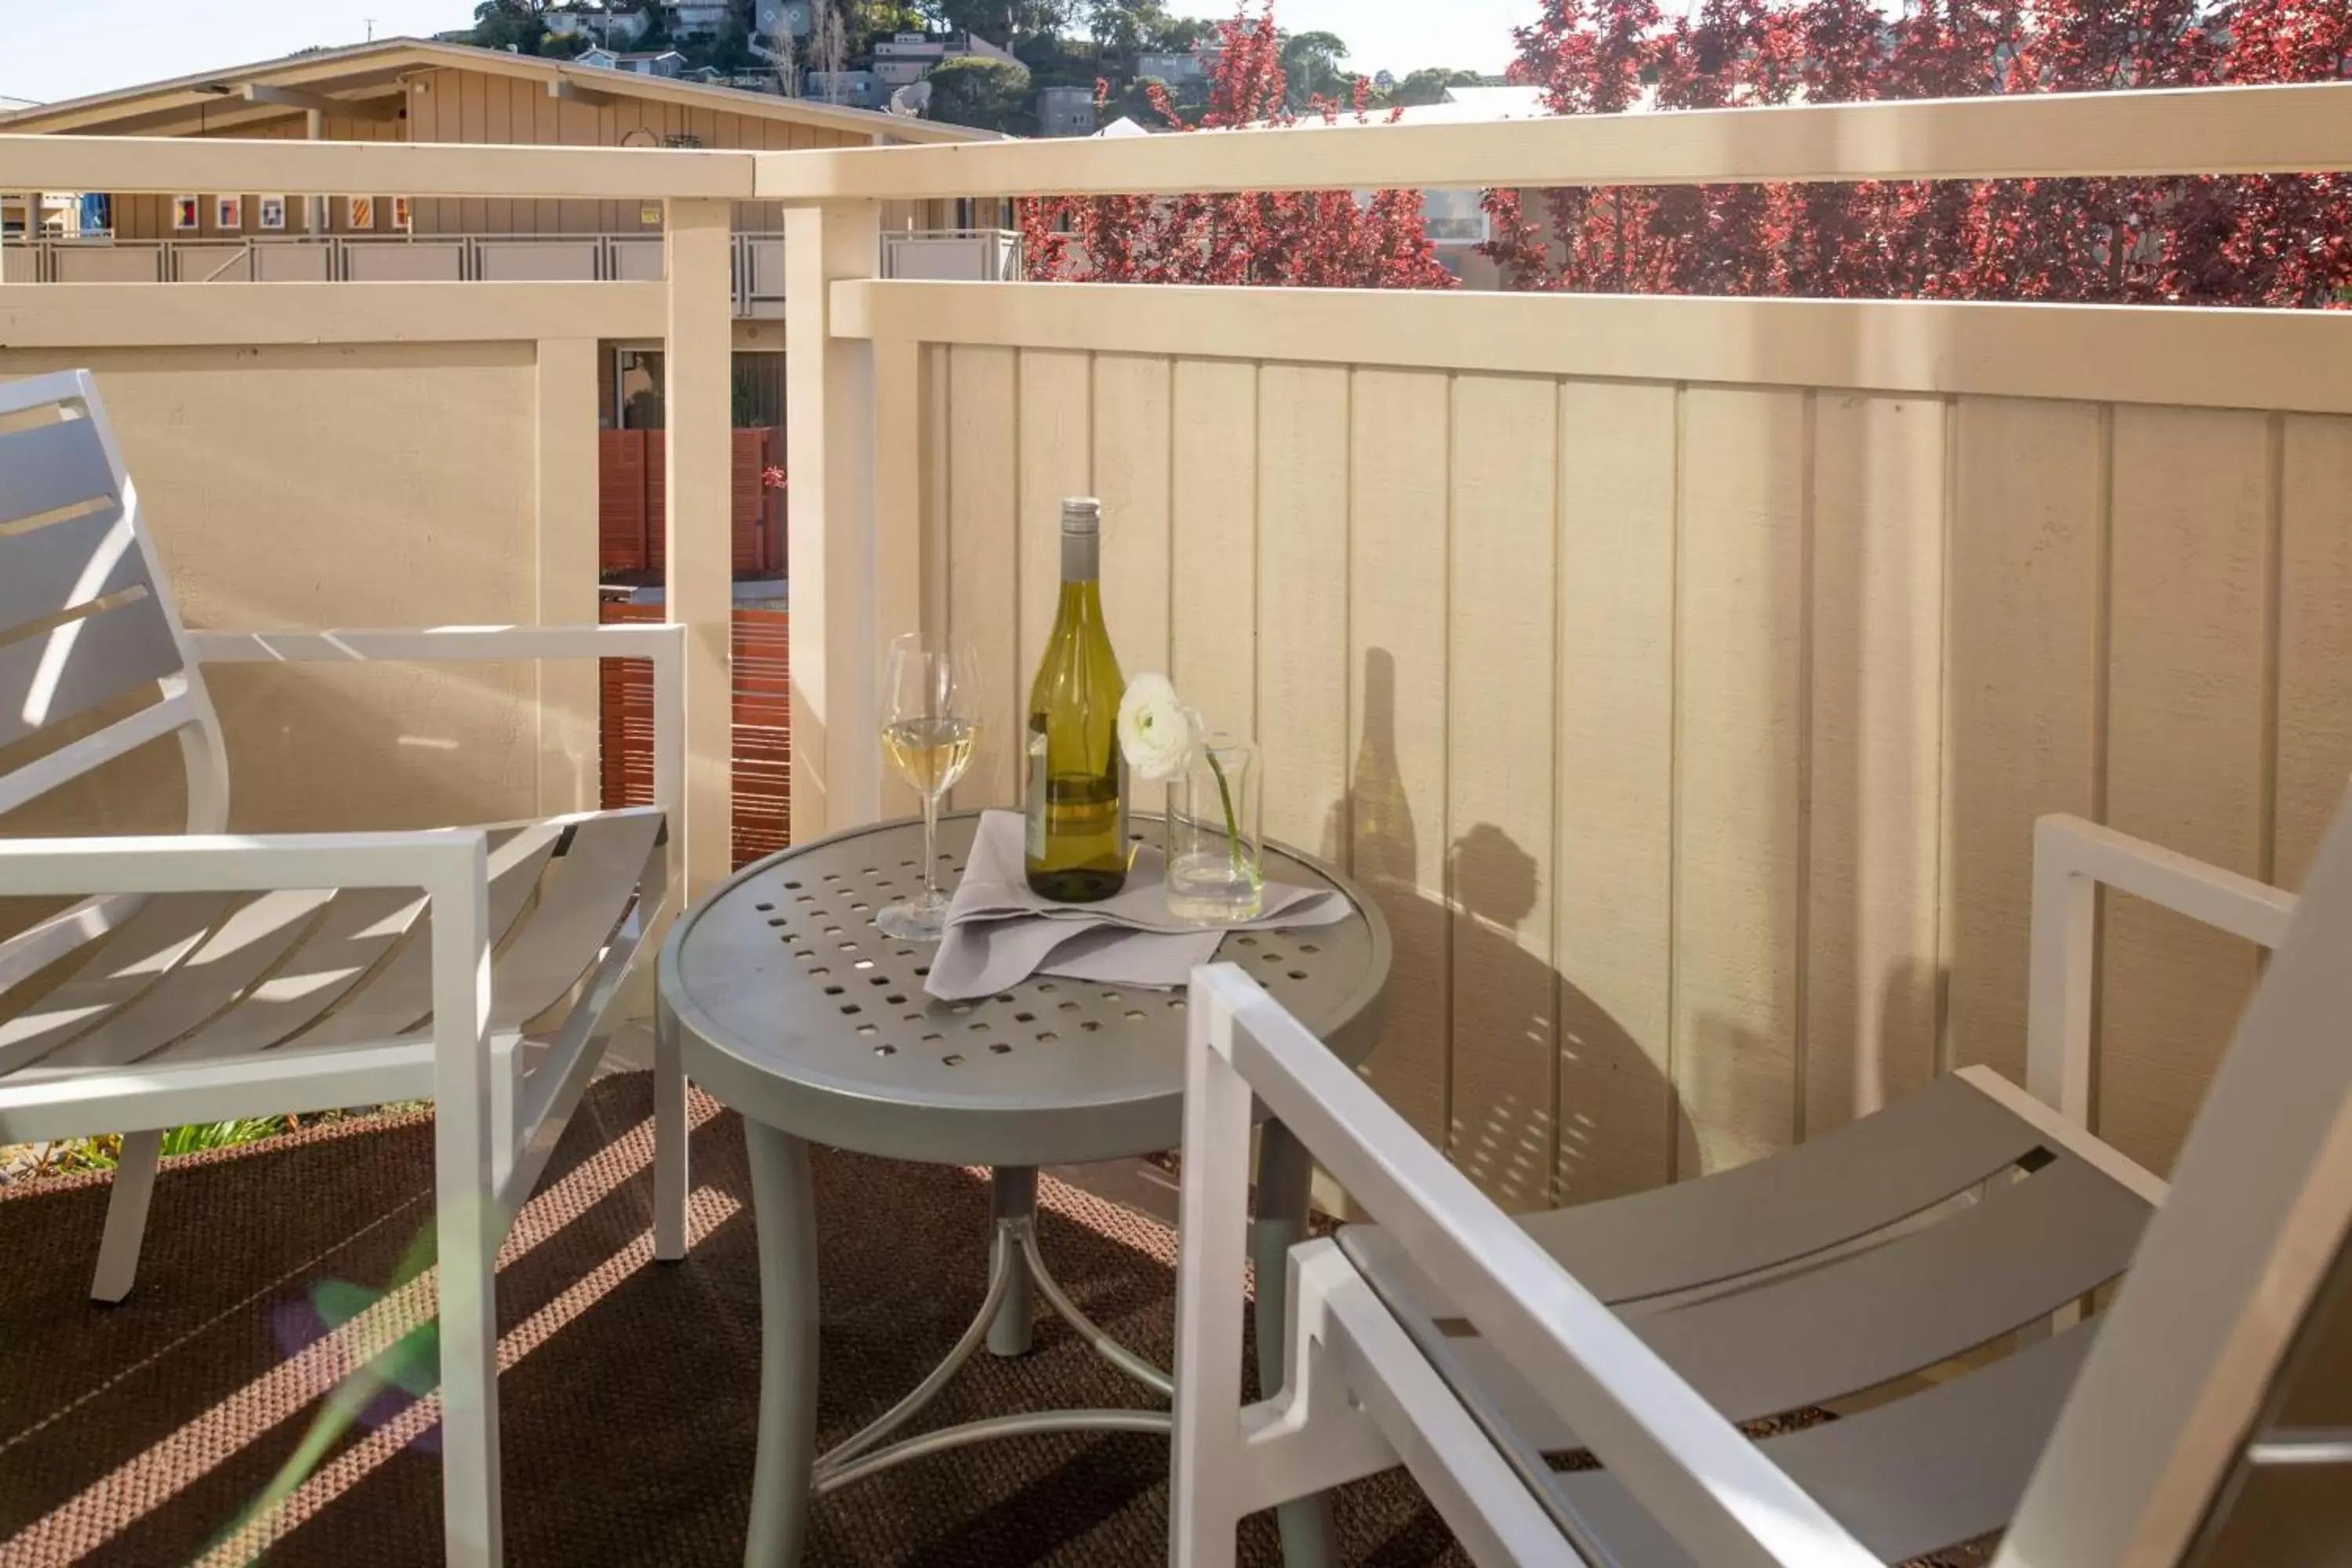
0,227,1023,312
2,81,2350,1224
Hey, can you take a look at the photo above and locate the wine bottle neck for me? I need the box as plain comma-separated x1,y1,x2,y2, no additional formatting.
1062,527,1100,583
1055,576,1104,628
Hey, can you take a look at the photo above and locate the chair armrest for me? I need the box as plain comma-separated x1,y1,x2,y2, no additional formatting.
0,829,485,898
184,624,683,666
2027,814,2299,1127
0,830,499,1129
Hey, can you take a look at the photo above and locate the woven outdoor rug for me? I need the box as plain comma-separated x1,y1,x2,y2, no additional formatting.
0,1074,1995,1566
1,1072,1478,1566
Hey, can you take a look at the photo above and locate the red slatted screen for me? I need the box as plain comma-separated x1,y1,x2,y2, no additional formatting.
597,429,784,579
597,432,649,575
600,602,793,869
730,607,793,865
646,437,668,575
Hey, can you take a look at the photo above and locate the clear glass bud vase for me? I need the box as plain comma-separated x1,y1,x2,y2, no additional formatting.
1163,735,1263,926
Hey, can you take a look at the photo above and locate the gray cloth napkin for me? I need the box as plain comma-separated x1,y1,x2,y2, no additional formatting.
924,810,1349,1001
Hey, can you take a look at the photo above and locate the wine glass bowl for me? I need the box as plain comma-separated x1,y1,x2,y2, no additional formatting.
877,633,983,942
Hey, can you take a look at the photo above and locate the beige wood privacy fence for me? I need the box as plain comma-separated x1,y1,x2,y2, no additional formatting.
840,283,2352,1204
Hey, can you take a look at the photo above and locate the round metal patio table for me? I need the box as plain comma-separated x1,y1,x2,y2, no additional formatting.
657,811,1391,1568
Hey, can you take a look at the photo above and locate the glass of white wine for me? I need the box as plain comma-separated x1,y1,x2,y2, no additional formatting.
877,632,983,942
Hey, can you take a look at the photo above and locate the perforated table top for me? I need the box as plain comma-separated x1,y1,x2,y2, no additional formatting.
659,812,1391,1167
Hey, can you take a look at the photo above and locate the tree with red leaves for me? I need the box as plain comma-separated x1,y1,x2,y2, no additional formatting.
1483,0,2352,307
1018,0,1457,289
2190,0,2352,306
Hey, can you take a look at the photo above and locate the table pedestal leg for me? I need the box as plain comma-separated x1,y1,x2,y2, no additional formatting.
746,1121,820,1568
1257,1120,1338,1568
988,1167,1038,1357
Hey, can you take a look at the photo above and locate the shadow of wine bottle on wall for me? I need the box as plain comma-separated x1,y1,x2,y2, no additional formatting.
1323,647,1675,1210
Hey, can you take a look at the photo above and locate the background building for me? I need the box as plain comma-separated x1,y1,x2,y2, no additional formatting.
803,69,884,110
579,47,688,76
754,0,815,42
1035,83,1097,137
0,38,980,243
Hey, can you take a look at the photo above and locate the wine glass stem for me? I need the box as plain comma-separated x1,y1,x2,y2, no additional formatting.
922,789,942,903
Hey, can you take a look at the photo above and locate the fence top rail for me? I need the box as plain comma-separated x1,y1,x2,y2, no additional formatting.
5,80,2347,210
836,277,2352,415
0,134,758,200
751,80,2352,201
0,280,668,347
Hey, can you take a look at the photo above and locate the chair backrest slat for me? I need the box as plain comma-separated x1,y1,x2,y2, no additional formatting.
0,415,119,535
1,501,154,638
0,590,190,749
2002,784,2352,1567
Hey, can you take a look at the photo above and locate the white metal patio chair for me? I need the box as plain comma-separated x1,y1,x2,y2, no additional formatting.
0,368,690,1566
1174,793,2352,1566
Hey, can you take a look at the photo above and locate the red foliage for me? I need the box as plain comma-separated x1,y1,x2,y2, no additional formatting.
1479,0,2352,307
1017,0,1457,291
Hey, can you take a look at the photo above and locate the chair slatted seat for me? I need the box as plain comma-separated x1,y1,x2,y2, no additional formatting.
1356,1070,2056,1318
1552,1328,2098,1566
129,886,430,1064
0,894,236,1073
30,887,342,1071
481,809,664,1030
0,368,688,1568
1352,1139,2151,1452
238,822,573,1054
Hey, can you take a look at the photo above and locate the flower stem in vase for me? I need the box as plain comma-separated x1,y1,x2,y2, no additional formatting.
1205,746,1245,877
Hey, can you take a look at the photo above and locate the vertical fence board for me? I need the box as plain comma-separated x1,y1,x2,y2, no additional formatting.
1446,374,1559,1210
1673,387,1808,1178
1256,364,1352,866
1805,394,1946,1135
2103,405,2272,1174
1017,350,1094,711
1348,368,1452,1147
2276,416,2352,892
1942,398,2107,1087
1171,358,1260,736
1091,354,1174,681
1555,380,1676,1203
948,346,1021,811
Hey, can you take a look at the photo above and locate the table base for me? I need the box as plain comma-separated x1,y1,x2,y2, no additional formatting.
743,1134,1338,1568
811,1200,1174,1494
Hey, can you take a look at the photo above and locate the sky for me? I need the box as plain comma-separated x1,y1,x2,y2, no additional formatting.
2,1,1534,109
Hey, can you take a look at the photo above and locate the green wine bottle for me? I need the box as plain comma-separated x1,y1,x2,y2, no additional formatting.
1025,497,1128,902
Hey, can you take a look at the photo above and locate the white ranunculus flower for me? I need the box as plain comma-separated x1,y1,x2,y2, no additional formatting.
1118,673,1196,782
